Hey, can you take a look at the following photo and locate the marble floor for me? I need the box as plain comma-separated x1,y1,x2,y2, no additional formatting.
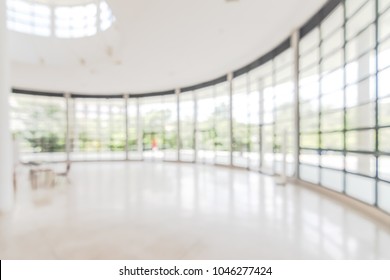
0,162,389,259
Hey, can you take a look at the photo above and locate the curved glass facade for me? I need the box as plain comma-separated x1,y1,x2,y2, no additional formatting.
298,0,390,213
10,0,390,214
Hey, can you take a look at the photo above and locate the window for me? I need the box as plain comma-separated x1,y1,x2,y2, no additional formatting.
214,83,230,165
196,87,215,164
7,0,115,38
297,0,390,209
127,98,141,160
378,156,390,181
100,1,115,31
274,49,294,176
232,75,249,168
259,62,275,173
71,98,126,161
179,92,195,162
378,181,390,214
346,153,376,177
379,128,390,153
140,96,165,160
163,95,178,161
11,94,66,162
321,169,344,192
7,0,51,36
346,174,376,205
248,68,262,170
55,4,97,38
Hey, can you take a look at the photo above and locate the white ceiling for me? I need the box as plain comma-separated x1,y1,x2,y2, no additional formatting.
10,0,327,94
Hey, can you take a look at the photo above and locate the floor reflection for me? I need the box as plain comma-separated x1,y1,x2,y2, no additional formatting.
0,161,389,259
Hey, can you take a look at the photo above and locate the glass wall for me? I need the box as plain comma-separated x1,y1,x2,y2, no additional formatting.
299,5,346,190
179,91,195,162
232,75,249,167
140,96,164,160
259,61,275,174
127,98,142,160
378,0,390,213
345,0,376,203
247,68,261,171
299,26,321,184
11,94,66,162
10,0,390,215
274,49,295,176
214,82,231,165
163,94,178,161
297,0,390,213
230,50,295,174
196,87,215,164
71,98,126,161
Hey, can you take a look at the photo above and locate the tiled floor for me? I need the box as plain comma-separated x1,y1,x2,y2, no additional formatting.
0,162,389,259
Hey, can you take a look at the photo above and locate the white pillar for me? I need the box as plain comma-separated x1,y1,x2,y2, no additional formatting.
136,98,143,158
0,0,14,212
124,94,129,160
193,91,198,163
175,88,180,161
258,77,264,170
291,29,300,179
246,73,250,168
65,93,71,164
228,72,234,166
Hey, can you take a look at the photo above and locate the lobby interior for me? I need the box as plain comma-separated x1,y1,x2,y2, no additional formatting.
0,0,390,259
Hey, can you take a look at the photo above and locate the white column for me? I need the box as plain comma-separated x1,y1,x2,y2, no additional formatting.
175,88,180,161
212,85,217,164
258,77,264,170
193,91,198,163
0,0,14,212
291,30,300,179
65,93,71,164
124,94,129,160
136,98,143,158
246,74,250,168
228,72,234,166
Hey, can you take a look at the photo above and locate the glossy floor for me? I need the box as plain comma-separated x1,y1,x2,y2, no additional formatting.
0,162,389,259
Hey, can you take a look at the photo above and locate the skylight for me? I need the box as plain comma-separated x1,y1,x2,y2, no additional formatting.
7,0,115,38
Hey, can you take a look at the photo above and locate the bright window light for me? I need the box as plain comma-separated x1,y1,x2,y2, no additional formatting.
7,0,115,38
7,0,51,37
100,1,114,31
55,4,98,38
